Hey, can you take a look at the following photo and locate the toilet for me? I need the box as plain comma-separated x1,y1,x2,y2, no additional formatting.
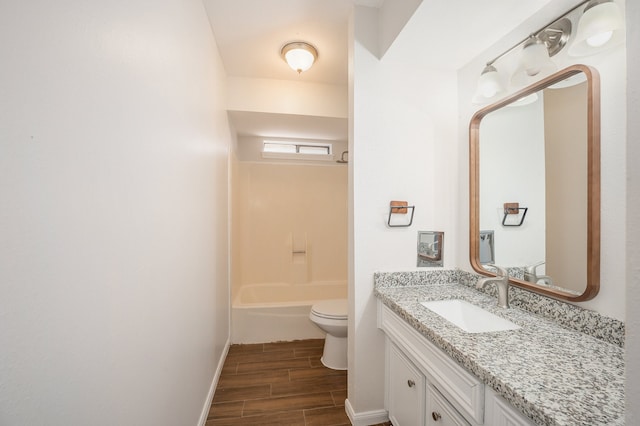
309,299,348,370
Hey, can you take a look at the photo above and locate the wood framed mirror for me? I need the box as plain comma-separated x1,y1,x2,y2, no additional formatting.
469,64,600,301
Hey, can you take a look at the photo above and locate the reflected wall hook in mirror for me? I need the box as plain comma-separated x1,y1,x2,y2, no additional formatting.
502,202,528,226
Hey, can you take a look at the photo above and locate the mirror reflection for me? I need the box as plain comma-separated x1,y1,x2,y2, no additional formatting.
417,231,444,267
470,65,600,301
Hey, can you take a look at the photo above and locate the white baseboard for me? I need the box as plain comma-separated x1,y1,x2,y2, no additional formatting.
197,338,231,426
345,398,389,426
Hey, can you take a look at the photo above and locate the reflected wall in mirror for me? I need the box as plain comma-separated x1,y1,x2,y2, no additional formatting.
417,231,444,267
469,65,600,301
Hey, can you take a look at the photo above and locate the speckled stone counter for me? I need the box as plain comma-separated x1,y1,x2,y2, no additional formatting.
374,271,625,426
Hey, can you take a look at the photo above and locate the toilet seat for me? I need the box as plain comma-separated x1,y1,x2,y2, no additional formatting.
311,299,347,320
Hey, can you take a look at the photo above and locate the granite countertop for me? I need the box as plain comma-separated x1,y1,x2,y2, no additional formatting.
374,281,625,426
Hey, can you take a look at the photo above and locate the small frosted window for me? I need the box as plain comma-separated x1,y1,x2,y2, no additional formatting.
263,143,297,154
298,145,330,155
263,141,332,156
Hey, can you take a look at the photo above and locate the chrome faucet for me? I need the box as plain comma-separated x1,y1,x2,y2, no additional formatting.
476,264,510,308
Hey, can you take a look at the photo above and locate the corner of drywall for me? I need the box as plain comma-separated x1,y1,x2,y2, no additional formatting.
625,0,640,422
197,338,231,426
377,0,423,57
353,5,380,59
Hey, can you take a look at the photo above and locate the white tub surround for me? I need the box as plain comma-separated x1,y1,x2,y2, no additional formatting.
231,281,347,344
374,271,624,425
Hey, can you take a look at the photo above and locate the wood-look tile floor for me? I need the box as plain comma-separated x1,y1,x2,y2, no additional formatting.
205,339,393,426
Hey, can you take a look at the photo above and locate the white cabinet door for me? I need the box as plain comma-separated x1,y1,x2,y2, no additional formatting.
427,384,471,426
380,303,484,424
388,342,426,426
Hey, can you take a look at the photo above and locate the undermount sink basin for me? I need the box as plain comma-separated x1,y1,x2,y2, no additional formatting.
420,299,520,333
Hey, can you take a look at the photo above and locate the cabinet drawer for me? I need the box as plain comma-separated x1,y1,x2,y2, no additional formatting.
379,303,484,424
428,384,471,426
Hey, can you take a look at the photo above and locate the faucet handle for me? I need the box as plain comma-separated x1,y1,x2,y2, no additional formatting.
485,263,509,278
525,260,545,274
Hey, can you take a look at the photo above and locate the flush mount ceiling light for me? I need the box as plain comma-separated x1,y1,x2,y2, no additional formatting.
568,0,624,56
281,41,318,74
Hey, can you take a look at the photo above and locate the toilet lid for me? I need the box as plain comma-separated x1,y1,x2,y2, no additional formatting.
311,299,348,319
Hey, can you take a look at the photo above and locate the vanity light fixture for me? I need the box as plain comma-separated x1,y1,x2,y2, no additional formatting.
509,22,568,88
521,36,550,77
568,0,624,56
477,64,504,98
510,36,556,88
475,18,571,103
473,0,624,103
281,41,318,74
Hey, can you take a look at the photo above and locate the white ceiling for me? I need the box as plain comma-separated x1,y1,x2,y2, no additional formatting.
203,0,556,141
203,0,357,85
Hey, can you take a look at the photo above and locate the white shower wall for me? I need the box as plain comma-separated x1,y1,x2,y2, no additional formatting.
231,161,348,299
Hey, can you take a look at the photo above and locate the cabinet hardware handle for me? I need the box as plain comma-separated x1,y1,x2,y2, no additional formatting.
407,379,415,387
432,411,442,421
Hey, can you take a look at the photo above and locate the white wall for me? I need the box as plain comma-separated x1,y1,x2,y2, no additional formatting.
457,0,627,320
0,1,231,425
348,4,457,422
226,76,348,118
625,0,640,422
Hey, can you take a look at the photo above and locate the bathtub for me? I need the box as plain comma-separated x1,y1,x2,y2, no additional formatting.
231,281,347,344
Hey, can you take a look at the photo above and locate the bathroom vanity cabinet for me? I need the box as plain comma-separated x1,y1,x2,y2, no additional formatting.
379,302,534,426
